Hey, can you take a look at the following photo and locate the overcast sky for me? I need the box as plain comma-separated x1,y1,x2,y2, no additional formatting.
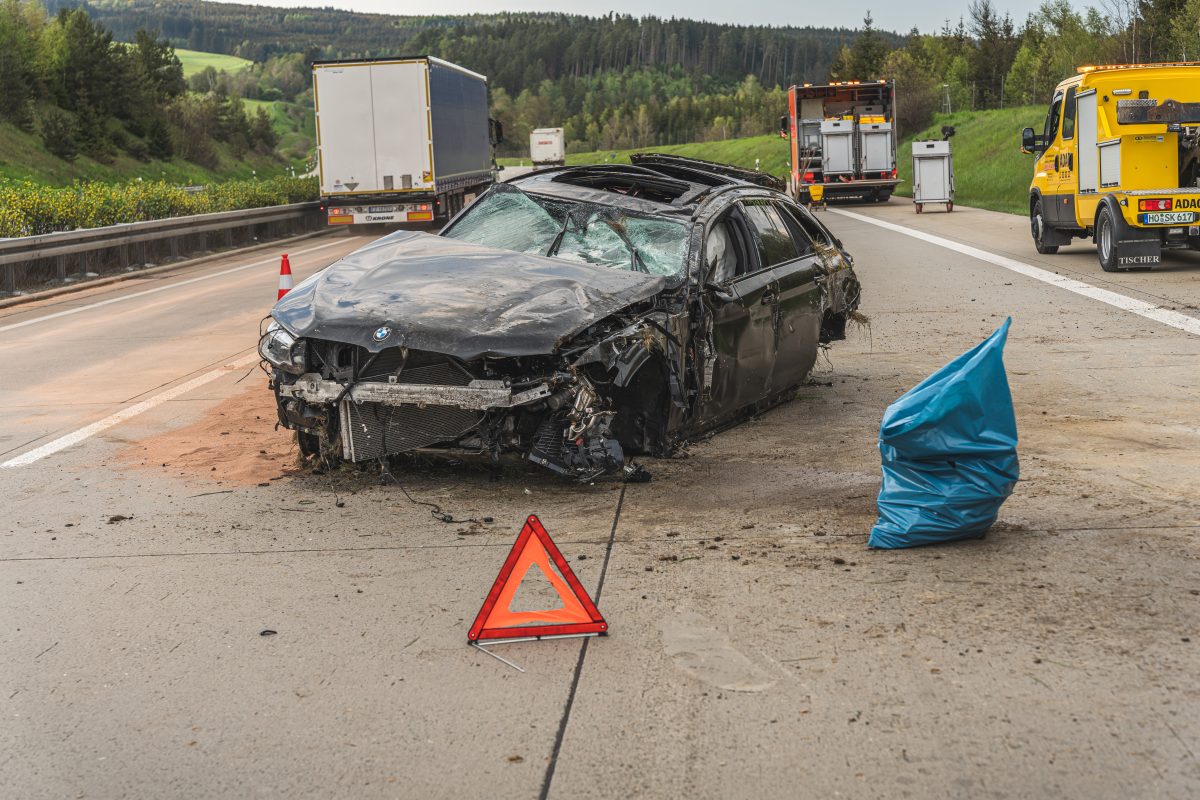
219,0,1093,33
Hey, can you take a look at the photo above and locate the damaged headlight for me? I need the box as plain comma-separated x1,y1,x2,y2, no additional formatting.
259,322,307,374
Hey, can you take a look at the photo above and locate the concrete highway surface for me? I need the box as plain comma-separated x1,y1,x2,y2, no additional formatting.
2,203,1198,798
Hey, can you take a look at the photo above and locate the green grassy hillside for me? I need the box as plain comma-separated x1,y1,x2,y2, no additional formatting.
897,107,1044,215
175,48,253,77
244,99,316,163
0,122,287,186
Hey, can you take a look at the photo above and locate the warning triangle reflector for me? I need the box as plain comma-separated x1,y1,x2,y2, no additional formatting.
468,515,607,643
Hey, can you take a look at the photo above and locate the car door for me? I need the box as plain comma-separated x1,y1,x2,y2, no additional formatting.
768,200,825,387
738,198,822,393
697,206,778,421
1039,92,1066,224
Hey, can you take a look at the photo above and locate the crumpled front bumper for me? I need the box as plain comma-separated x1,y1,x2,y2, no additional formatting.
279,373,552,411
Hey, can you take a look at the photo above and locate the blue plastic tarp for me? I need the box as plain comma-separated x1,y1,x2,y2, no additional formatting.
868,318,1019,549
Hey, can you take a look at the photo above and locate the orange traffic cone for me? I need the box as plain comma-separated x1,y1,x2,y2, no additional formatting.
277,254,293,300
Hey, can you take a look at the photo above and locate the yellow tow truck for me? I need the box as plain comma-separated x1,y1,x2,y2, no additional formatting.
1022,63,1200,271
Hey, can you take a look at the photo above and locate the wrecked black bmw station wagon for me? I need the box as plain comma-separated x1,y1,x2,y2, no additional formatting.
260,154,861,480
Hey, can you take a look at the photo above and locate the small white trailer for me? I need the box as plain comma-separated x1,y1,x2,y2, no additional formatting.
312,56,498,226
529,127,565,167
912,139,955,213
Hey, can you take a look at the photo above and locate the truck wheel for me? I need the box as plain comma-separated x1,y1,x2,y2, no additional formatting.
915,203,923,214
1031,198,1058,254
946,201,954,213
1095,205,1120,272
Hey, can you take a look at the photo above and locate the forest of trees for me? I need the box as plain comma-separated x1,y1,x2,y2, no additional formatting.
8,0,1200,168
59,1,896,92
835,0,1200,135
0,0,278,166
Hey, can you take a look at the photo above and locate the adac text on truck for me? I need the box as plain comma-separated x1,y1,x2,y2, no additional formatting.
1022,62,1200,271
779,79,901,205
312,56,504,227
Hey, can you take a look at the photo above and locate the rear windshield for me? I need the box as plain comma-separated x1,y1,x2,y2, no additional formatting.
442,185,688,276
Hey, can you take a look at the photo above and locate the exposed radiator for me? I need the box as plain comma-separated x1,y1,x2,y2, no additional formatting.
339,400,482,461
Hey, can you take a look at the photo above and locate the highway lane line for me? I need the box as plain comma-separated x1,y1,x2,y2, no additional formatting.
0,237,353,335
830,208,1200,338
0,351,259,468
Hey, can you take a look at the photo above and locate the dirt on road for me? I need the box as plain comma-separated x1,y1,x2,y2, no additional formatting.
118,379,301,487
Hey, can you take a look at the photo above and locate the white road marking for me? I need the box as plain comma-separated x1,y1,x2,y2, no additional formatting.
0,351,260,468
831,208,1200,338
0,238,351,335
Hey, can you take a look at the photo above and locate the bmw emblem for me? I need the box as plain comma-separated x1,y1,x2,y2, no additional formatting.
373,326,392,342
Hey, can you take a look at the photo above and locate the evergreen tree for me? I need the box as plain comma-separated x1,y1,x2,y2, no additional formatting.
848,13,888,79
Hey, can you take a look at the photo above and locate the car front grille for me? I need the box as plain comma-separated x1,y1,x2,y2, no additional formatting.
339,400,483,462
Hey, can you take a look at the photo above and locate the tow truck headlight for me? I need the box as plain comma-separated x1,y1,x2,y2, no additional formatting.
259,322,307,374
1139,199,1172,211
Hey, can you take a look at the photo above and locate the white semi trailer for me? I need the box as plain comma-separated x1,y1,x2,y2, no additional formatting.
312,56,501,226
529,127,565,167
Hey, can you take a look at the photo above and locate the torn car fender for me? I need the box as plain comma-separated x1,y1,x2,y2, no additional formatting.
571,318,664,387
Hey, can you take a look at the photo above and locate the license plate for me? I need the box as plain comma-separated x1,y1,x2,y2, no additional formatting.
1139,211,1195,225
368,206,397,213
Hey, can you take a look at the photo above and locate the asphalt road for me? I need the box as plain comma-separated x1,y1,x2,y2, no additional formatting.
2,203,1198,799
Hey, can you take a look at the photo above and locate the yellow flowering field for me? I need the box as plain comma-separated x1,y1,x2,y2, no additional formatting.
0,176,318,238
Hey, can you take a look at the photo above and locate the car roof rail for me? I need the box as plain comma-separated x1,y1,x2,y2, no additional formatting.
630,153,786,192
549,164,693,203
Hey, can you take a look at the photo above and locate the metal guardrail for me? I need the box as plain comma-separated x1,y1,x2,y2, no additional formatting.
1,201,325,297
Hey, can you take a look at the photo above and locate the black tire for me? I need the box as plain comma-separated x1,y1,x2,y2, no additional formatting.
1031,198,1059,254
1095,205,1120,272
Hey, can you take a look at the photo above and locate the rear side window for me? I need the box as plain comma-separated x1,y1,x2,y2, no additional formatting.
740,200,799,268
778,202,834,249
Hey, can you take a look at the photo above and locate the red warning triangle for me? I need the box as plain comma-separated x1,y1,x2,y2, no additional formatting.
468,515,607,643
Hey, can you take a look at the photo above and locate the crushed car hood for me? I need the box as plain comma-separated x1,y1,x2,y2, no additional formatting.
272,230,667,359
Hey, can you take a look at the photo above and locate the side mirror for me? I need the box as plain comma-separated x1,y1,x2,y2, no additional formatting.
489,118,504,146
779,115,789,138
1021,127,1040,154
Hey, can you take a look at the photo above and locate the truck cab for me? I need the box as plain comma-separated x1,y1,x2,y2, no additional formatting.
1023,63,1200,271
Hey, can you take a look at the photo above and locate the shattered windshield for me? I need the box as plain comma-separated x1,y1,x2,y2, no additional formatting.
442,184,687,276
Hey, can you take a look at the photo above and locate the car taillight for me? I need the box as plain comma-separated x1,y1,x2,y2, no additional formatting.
803,172,815,182
1139,199,1172,211
891,168,898,178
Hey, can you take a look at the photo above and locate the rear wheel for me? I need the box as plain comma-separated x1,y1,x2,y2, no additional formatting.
1095,205,1120,272
1031,198,1058,254
915,203,923,214
946,200,954,213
